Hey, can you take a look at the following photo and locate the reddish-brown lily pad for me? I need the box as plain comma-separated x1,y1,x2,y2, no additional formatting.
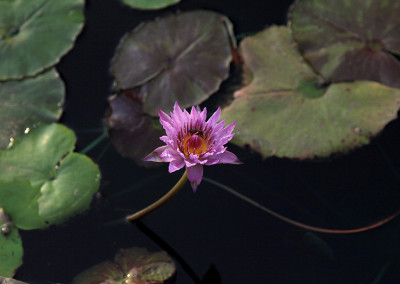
110,10,235,116
105,91,165,166
289,0,400,88
72,247,176,284
221,26,400,159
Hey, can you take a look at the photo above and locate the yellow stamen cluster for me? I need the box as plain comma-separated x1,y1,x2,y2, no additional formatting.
182,133,208,156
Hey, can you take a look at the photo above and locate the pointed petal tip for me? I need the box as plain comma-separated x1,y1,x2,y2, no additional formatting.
142,152,163,162
142,145,168,162
186,164,203,192
191,181,198,192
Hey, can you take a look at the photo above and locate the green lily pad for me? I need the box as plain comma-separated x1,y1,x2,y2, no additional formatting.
105,91,165,166
0,124,101,228
289,0,400,88
72,247,176,284
0,68,64,149
0,208,23,277
0,0,84,81
122,0,180,10
221,26,400,159
0,180,44,230
110,10,235,116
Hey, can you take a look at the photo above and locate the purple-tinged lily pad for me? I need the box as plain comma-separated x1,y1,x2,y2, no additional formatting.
289,0,400,88
72,247,176,284
0,68,64,149
122,0,180,10
110,10,235,116
105,91,165,166
221,26,400,159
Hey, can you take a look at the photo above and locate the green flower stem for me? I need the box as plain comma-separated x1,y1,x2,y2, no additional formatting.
126,171,188,222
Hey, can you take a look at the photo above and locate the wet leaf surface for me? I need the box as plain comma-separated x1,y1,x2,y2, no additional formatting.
0,0,84,81
105,91,165,166
0,124,101,228
289,0,400,88
72,247,176,284
222,26,400,158
0,68,64,149
0,208,22,277
122,0,180,10
110,10,234,116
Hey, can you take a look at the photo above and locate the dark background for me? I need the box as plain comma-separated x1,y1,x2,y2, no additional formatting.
16,0,400,283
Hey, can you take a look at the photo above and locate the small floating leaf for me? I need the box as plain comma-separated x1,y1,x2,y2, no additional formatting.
289,0,400,88
222,26,400,159
0,124,101,228
122,0,180,10
105,91,165,166
0,208,23,277
72,247,176,284
0,68,64,149
111,10,234,116
0,0,84,80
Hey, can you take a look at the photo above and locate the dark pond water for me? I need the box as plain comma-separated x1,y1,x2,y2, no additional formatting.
15,0,400,283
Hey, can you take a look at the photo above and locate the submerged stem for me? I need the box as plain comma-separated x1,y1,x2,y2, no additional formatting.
204,177,400,234
126,171,188,222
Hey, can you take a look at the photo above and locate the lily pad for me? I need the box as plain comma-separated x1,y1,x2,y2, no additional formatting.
0,68,64,149
0,124,101,228
122,0,180,10
0,180,44,230
110,10,234,116
0,0,84,80
0,277,29,284
221,26,400,159
105,91,165,166
0,208,23,277
72,247,176,284
289,0,400,88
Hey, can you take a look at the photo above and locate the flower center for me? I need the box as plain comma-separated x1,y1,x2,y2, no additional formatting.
182,133,208,156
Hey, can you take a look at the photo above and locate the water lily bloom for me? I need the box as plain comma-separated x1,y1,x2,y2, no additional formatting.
144,102,242,191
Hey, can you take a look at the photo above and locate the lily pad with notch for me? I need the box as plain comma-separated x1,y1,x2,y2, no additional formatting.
0,124,101,229
0,68,64,149
221,26,400,159
110,10,235,116
289,0,400,88
105,90,165,166
72,247,176,284
0,0,84,80
122,0,180,10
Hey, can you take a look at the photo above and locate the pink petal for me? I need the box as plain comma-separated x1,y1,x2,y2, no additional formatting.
168,158,185,173
160,147,181,162
173,101,186,125
220,121,236,138
217,150,242,164
206,107,221,127
199,107,207,123
159,109,171,125
216,133,235,147
142,146,168,162
205,150,242,165
186,164,203,192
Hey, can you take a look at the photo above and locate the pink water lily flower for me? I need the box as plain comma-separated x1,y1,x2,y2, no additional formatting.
144,102,242,191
